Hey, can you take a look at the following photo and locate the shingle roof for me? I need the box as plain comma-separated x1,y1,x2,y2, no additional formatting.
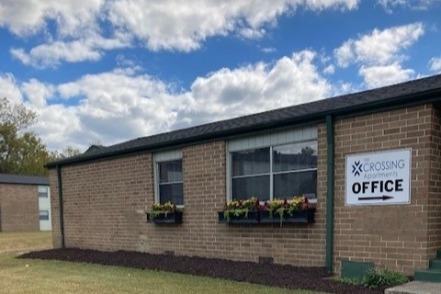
47,74,441,168
0,173,49,185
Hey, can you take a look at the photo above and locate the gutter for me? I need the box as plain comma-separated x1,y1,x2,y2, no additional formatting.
56,165,65,248
325,114,335,272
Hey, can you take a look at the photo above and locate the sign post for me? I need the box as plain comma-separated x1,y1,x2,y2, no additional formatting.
345,149,411,206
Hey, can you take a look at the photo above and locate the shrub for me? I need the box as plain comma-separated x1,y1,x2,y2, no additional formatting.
363,269,408,289
336,268,408,290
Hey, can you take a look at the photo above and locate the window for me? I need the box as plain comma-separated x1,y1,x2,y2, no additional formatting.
228,127,317,201
154,151,183,205
39,210,49,221
231,147,270,200
38,186,49,198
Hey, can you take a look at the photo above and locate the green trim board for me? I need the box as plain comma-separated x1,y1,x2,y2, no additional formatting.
325,114,334,272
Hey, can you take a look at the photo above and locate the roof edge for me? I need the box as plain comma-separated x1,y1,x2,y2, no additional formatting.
46,83,441,169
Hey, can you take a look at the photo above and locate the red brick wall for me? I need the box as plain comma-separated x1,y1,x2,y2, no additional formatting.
332,104,435,275
0,184,39,232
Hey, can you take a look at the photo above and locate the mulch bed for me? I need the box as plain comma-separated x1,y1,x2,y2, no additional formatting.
19,248,386,293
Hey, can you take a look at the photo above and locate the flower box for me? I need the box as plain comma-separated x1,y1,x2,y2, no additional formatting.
146,211,183,224
146,201,182,224
218,196,315,225
218,197,260,224
259,208,315,225
218,211,260,224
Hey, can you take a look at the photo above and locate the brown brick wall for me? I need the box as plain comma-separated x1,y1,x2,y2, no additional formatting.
0,184,39,232
332,104,435,275
51,139,326,266
50,154,151,251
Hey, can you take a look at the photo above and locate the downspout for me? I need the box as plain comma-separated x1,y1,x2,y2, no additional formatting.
325,114,335,273
56,165,65,248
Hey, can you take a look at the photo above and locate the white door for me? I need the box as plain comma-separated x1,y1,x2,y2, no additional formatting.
38,186,52,231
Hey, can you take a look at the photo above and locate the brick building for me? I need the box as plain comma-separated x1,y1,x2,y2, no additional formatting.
47,74,441,279
0,174,51,232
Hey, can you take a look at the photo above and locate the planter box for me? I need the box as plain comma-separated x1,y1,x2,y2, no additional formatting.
259,209,315,224
146,211,183,224
218,211,260,224
218,209,315,225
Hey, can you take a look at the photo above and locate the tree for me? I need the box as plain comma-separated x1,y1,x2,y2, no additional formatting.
0,97,50,176
50,145,82,160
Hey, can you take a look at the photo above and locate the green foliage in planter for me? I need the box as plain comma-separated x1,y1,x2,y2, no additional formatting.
222,197,259,222
148,201,178,220
263,196,310,226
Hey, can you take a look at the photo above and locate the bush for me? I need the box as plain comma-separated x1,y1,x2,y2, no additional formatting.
363,269,408,289
336,268,408,290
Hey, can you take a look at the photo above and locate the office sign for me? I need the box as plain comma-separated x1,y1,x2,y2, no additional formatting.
345,149,411,206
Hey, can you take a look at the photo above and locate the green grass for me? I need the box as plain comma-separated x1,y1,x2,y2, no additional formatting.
0,232,328,294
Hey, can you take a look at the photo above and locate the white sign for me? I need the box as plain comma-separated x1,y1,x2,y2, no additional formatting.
345,149,411,206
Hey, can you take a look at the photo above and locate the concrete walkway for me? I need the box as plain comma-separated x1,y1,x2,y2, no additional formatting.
385,281,441,294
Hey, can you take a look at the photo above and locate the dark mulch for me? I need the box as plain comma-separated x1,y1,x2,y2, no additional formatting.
19,249,386,294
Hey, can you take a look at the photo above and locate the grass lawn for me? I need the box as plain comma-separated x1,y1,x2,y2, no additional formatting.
0,232,328,294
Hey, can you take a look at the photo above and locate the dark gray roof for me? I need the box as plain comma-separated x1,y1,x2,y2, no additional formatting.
0,173,49,185
47,74,441,168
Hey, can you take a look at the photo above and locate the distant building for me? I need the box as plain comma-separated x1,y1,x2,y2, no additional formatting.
0,173,51,232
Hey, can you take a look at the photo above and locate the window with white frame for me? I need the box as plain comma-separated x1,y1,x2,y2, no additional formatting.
228,127,317,201
39,210,49,220
154,150,183,205
38,186,49,198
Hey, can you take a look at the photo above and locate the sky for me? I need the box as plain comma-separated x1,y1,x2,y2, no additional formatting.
0,0,440,152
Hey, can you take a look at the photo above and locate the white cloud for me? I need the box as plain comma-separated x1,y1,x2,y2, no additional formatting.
21,79,55,108
107,0,359,52
334,23,423,87
0,48,334,150
56,68,183,146
11,33,131,68
323,64,335,75
175,50,330,127
0,73,23,104
2,0,359,67
429,57,441,72
335,23,424,67
260,47,277,53
0,0,104,37
378,0,436,12
334,40,355,68
32,104,82,151
359,63,415,88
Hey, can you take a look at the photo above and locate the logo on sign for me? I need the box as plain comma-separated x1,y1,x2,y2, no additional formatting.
352,161,362,176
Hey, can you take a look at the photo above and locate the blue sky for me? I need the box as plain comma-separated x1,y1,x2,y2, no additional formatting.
0,0,440,151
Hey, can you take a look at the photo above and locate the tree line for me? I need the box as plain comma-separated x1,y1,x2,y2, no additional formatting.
0,97,81,176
